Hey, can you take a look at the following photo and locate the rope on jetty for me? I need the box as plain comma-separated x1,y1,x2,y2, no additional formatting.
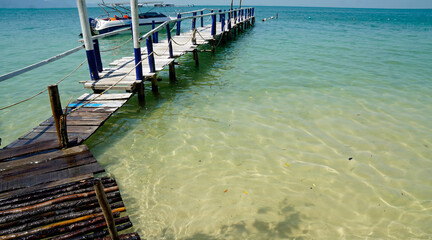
65,53,151,115
0,45,84,83
170,36,193,46
0,59,87,111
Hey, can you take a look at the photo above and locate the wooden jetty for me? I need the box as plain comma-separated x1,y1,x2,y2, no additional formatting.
0,1,255,239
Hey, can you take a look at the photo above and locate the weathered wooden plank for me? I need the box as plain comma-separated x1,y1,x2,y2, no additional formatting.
31,125,99,134
18,132,87,145
0,163,104,193
68,100,127,109
66,107,118,114
0,145,89,172
0,173,94,201
77,93,132,101
0,140,59,160
41,119,104,126
1,155,96,182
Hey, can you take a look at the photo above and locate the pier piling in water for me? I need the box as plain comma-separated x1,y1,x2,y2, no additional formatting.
48,85,68,149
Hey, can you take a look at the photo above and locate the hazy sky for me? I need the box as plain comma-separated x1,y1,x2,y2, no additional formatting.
1,0,431,9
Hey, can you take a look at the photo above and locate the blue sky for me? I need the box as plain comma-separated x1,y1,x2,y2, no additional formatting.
0,0,431,9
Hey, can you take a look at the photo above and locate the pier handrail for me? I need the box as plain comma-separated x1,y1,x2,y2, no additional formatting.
0,45,84,83
139,7,254,41
81,8,209,42
177,8,207,15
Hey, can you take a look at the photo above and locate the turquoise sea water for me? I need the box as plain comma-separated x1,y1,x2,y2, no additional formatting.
1,6,432,239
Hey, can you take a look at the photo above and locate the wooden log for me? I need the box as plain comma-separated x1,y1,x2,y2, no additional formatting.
168,62,176,83
0,207,126,240
94,180,119,240
48,85,68,148
0,181,117,212
0,200,123,235
136,81,145,106
193,49,199,67
98,232,141,240
0,191,121,225
0,186,118,216
76,222,133,240
150,76,159,94
48,215,129,240
21,212,122,240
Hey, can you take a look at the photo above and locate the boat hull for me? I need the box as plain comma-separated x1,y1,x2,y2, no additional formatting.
94,17,173,34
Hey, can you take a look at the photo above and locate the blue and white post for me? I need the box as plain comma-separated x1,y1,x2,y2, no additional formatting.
130,0,144,102
130,0,143,81
176,14,181,36
192,12,197,30
77,0,99,80
152,20,158,43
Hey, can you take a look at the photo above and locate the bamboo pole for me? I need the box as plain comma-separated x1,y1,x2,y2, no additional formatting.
0,186,118,216
94,180,120,240
0,201,123,236
0,177,114,208
0,191,121,225
0,208,125,240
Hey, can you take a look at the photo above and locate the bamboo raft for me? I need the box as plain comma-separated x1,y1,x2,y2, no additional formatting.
1,6,255,239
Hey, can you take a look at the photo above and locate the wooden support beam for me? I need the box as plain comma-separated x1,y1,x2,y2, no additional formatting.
136,81,145,106
150,76,159,94
211,39,216,54
193,49,199,67
94,179,119,240
48,85,68,149
168,62,177,82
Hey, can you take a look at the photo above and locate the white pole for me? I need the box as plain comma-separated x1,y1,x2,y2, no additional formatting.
77,0,99,79
77,0,93,51
130,0,140,50
130,0,143,80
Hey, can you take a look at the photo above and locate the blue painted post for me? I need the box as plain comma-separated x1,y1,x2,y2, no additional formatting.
93,39,103,72
228,11,231,30
77,0,99,80
200,11,204,27
221,12,225,31
152,20,158,43
211,12,216,36
192,12,196,30
219,10,222,23
234,10,237,23
176,14,181,36
146,36,156,73
166,24,173,58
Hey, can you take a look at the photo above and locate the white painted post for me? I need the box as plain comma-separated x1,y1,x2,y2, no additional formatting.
76,0,99,80
130,0,143,81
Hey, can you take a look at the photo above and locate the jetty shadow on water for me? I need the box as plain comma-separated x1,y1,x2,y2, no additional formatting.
157,200,305,239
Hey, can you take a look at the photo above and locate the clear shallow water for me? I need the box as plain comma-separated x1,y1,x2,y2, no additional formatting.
1,6,432,239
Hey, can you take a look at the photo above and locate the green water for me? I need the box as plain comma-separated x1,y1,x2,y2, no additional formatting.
1,6,432,239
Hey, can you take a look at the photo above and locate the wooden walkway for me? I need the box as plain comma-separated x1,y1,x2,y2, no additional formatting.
0,13,255,240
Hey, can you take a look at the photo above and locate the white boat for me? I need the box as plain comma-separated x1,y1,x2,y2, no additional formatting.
90,1,176,34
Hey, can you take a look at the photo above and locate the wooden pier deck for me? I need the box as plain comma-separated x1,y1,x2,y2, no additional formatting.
1,10,255,239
